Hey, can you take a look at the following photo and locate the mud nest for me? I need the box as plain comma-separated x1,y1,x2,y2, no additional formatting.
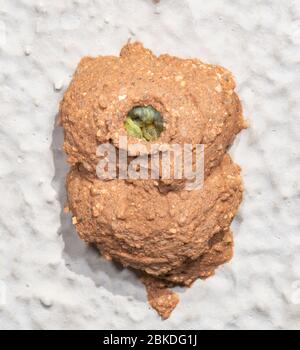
60,42,246,319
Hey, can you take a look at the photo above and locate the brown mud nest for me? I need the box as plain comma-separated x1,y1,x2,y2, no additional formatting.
60,42,246,319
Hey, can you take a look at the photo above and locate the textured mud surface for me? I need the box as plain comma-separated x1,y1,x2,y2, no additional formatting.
61,42,245,318
0,0,300,329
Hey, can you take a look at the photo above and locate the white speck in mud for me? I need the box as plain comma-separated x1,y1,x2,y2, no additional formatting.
118,94,127,101
215,84,223,93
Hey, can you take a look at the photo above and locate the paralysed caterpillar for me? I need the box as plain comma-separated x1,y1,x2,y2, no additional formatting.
124,105,164,141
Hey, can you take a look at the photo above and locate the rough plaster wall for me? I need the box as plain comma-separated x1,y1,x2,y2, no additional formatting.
0,0,299,329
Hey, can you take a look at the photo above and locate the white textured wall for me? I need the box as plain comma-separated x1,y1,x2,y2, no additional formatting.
0,0,299,330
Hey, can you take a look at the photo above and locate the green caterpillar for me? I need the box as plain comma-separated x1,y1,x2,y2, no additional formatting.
124,105,164,141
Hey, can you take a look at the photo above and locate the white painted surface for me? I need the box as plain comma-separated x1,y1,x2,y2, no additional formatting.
0,0,299,329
